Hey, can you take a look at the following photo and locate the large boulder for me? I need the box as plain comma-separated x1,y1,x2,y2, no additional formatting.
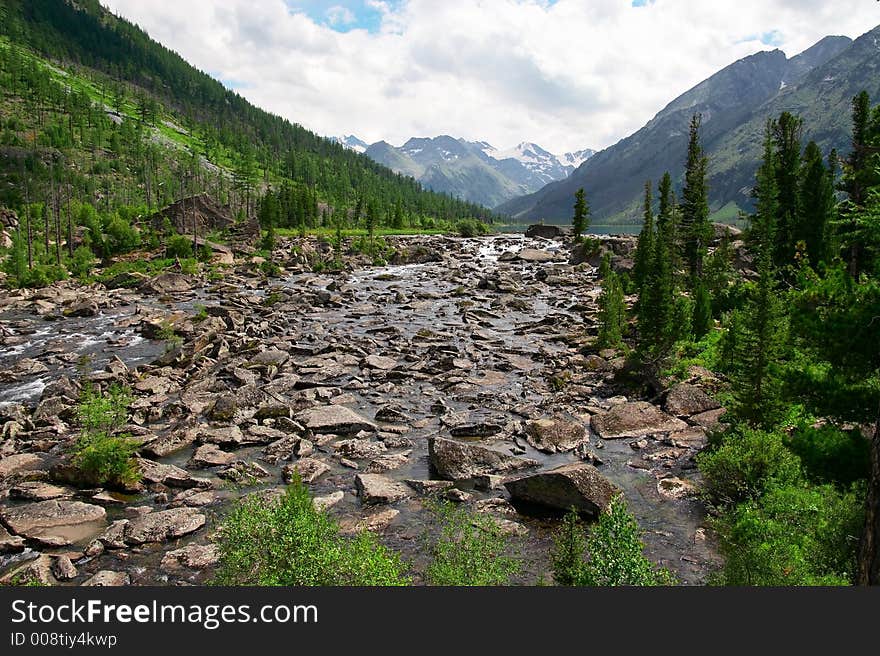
0,500,106,543
123,508,205,545
295,405,376,435
525,224,566,239
504,463,619,516
591,401,687,439
428,436,539,481
517,248,556,263
355,473,413,505
663,383,720,418
524,415,589,453
142,273,193,295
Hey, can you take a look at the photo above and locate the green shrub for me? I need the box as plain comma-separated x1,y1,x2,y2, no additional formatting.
68,246,95,279
260,259,281,277
550,499,675,586
456,219,488,238
785,424,870,487
103,214,140,255
72,385,140,487
712,482,864,586
212,478,410,586
165,234,194,259
697,427,803,508
425,501,521,585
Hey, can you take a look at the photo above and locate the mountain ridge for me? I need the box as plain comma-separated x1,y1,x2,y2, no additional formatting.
498,29,874,224
361,135,594,207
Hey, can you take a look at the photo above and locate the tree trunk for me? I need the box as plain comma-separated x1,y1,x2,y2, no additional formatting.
858,402,880,585
66,183,73,258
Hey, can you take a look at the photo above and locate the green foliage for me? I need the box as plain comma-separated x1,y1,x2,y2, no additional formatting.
785,424,870,487
192,303,208,322
572,187,590,242
425,501,520,586
597,268,626,348
550,500,675,586
697,427,803,508
212,478,410,586
680,114,711,281
165,233,193,259
712,482,863,586
72,384,140,488
691,281,712,340
68,245,95,278
456,218,489,238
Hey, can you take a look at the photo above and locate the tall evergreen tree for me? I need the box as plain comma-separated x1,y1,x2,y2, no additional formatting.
798,141,835,268
598,253,626,348
772,112,804,268
633,180,654,295
691,281,712,340
726,124,788,428
572,188,590,242
680,114,710,283
637,173,676,360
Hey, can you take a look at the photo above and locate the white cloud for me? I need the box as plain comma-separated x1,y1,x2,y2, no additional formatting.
101,0,880,154
326,5,356,27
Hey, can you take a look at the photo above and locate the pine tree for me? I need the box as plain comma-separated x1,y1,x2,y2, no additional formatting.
772,112,804,269
637,173,676,360
798,141,835,268
680,114,710,283
598,253,626,349
572,188,589,242
726,123,788,428
633,180,654,295
691,281,712,340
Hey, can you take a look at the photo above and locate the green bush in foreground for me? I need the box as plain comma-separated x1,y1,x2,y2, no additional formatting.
72,384,140,487
697,426,802,508
425,501,520,585
212,478,410,586
551,497,675,586
711,482,864,586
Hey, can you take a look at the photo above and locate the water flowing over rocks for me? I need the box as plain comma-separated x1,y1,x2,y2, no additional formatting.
0,233,720,585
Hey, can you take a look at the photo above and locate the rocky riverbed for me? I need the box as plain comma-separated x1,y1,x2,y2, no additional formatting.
0,233,723,586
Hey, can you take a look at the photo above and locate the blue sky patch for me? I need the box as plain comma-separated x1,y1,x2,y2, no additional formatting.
285,0,402,33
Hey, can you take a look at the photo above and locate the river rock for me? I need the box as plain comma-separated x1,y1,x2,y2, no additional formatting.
123,508,206,544
0,525,26,553
0,554,55,585
161,544,219,571
0,453,46,480
591,401,687,439
9,481,72,501
136,458,203,488
82,570,131,586
504,463,619,516
63,300,99,317
663,383,720,418
296,405,377,435
189,444,237,468
428,436,539,481
142,272,192,295
524,414,589,453
363,354,397,370
313,490,344,511
657,476,698,500
517,248,556,263
248,348,290,368
0,499,107,542
52,555,78,581
355,473,413,505
525,224,566,239
282,457,330,484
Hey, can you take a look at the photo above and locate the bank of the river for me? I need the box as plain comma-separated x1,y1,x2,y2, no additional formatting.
0,233,722,586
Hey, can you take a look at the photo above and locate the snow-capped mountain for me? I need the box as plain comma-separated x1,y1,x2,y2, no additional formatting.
562,148,597,169
362,136,594,208
330,135,369,153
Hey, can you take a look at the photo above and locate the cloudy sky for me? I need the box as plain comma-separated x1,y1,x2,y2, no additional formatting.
101,0,879,155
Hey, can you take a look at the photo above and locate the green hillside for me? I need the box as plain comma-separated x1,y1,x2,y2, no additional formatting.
0,0,491,241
